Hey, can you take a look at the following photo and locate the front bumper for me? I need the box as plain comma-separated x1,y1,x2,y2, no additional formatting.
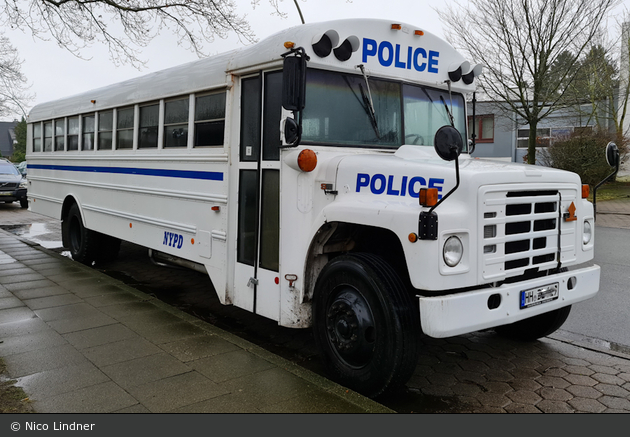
0,188,27,202
419,265,600,338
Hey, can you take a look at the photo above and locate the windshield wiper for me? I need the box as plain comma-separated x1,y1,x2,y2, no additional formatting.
439,95,455,128
356,64,380,138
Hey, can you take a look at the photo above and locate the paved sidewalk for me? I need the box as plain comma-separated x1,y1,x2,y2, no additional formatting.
595,198,630,229
0,230,391,413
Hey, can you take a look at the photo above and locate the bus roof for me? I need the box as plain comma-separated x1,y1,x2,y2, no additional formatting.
28,19,480,122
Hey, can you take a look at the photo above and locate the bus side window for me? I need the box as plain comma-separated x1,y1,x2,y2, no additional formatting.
164,98,189,148
116,107,134,149
139,103,159,148
194,92,226,147
67,117,79,151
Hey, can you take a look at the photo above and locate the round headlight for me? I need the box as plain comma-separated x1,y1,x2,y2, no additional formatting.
583,221,592,245
443,236,463,267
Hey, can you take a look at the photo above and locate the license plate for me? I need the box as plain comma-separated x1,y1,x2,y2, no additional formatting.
520,283,559,309
0,192,11,196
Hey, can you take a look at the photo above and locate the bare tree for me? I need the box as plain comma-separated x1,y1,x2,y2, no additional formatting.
0,34,32,119
0,0,274,67
438,0,619,164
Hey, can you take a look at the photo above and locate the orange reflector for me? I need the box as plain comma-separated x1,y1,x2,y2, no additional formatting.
419,188,439,207
415,30,424,36
211,206,220,211
391,24,402,30
408,233,418,243
284,41,295,49
129,223,133,228
298,149,317,172
582,184,590,199
191,238,195,245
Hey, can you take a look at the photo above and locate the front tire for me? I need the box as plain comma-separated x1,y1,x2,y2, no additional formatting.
62,203,100,265
20,198,28,208
312,253,420,398
495,305,572,341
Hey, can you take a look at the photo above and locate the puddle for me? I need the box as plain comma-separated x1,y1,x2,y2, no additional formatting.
0,223,63,249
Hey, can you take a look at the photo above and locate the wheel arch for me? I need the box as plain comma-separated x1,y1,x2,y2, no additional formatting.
304,221,412,303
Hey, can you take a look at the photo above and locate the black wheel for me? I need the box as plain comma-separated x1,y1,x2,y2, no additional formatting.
62,203,100,265
312,253,420,398
20,198,28,208
97,234,121,263
495,305,572,341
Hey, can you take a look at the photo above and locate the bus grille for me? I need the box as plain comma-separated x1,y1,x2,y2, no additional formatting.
481,189,561,281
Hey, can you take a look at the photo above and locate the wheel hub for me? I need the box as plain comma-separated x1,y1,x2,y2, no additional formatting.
325,288,376,367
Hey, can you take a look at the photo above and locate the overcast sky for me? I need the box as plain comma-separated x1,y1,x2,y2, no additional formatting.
2,0,630,121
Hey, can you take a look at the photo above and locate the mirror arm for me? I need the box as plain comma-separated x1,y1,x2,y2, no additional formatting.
429,151,460,214
593,154,619,221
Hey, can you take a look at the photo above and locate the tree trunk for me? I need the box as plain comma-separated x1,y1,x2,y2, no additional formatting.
527,122,538,165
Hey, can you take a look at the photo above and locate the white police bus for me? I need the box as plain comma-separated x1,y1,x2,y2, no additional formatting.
26,19,601,398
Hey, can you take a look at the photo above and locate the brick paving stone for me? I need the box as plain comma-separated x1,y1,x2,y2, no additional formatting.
614,364,630,373
563,374,598,387
451,381,484,397
431,362,461,375
539,387,573,402
510,378,542,392
538,366,568,378
474,392,511,408
591,373,625,385
454,370,487,385
596,396,630,411
506,389,542,405
510,357,543,369
458,360,490,373
504,403,541,413
564,365,594,376
593,383,630,397
566,385,602,399
623,382,630,392
537,399,575,413
563,357,592,367
481,381,513,395
426,372,458,387
421,385,454,397
472,406,506,413
589,365,621,375
485,358,516,371
618,373,630,382
537,375,571,389
568,397,606,413
485,368,514,382
406,375,431,390
510,367,542,379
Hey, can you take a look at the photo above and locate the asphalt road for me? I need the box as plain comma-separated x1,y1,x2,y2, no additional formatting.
561,226,630,351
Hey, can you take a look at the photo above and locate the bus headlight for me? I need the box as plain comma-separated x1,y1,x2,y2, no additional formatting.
583,221,592,245
443,236,463,267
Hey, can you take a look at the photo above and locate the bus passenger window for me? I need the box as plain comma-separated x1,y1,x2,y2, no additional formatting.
98,111,113,150
54,119,65,151
164,98,189,148
67,117,79,151
44,121,53,152
195,92,226,147
33,123,42,152
82,115,95,151
116,107,134,149
139,104,159,148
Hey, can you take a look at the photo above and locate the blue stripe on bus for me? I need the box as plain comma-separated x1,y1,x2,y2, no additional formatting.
28,164,224,181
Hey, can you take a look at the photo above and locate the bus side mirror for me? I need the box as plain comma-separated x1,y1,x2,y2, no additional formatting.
282,55,307,112
606,142,619,169
434,125,463,161
281,117,300,145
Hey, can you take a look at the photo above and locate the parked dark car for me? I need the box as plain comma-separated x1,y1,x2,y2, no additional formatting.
0,158,28,208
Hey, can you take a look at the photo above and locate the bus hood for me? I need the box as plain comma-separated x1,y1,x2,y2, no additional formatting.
333,145,582,203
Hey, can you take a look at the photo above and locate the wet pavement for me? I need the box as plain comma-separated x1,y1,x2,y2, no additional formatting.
2,201,630,413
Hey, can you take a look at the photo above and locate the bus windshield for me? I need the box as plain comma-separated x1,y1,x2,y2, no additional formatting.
301,69,467,150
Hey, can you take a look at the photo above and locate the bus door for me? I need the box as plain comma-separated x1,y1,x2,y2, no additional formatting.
233,71,283,321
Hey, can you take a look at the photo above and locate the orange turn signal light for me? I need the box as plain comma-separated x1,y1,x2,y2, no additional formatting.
414,30,424,36
419,188,439,207
284,41,295,49
582,184,590,199
297,149,317,172
391,24,402,30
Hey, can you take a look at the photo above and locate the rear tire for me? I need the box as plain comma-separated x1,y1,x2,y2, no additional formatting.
62,203,100,265
495,305,572,341
312,253,420,398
